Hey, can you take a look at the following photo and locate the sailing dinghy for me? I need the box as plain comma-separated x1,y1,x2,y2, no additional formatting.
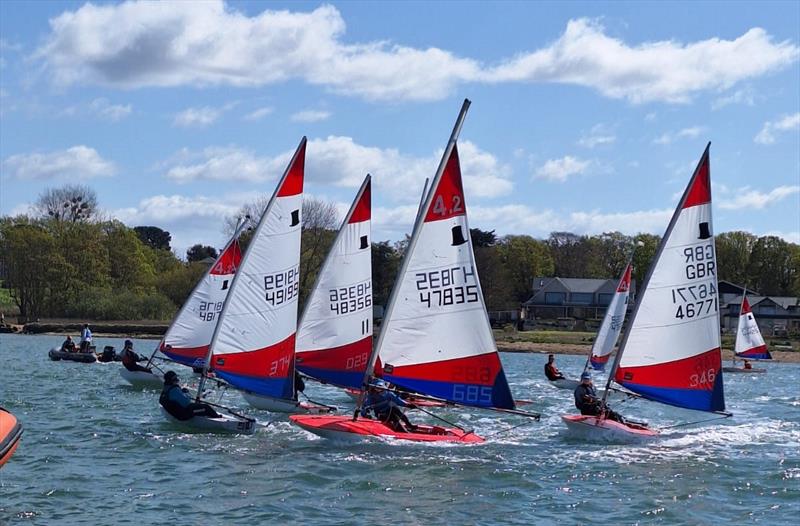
562,144,730,442
722,295,769,373
292,100,538,443
200,138,328,415
121,224,246,388
588,263,633,371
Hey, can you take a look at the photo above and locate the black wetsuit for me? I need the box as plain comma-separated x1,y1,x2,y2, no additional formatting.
574,383,624,423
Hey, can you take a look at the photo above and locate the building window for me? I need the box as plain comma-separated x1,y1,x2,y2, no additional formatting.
545,292,566,305
571,292,593,305
598,293,613,306
759,305,776,315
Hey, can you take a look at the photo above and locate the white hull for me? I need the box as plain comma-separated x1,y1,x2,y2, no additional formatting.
160,407,256,435
561,415,658,444
549,378,580,390
119,368,162,388
241,392,334,414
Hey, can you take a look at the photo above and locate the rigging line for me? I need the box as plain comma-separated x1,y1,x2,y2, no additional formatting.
199,399,256,423
659,413,732,430
297,391,338,412
410,404,467,432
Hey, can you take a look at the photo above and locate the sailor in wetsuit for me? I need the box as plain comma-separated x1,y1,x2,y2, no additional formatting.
360,380,418,432
121,340,153,373
574,371,625,423
159,371,220,421
544,354,565,381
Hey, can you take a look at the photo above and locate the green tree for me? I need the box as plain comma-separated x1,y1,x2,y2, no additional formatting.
103,221,155,291
186,244,218,262
715,231,758,288
497,235,555,304
371,241,401,309
134,226,172,251
631,233,660,288
747,236,796,295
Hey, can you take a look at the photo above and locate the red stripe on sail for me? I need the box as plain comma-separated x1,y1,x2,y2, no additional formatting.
615,348,721,390
211,334,295,379
385,353,503,386
161,343,208,360
741,297,751,314
424,143,466,223
296,336,372,373
277,140,306,197
737,344,768,357
210,239,242,275
682,150,711,209
349,179,371,223
617,264,632,292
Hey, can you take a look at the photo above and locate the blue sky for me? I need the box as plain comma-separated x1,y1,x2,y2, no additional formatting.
1,0,798,257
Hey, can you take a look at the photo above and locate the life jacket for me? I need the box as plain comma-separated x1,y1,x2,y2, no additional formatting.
159,385,193,421
122,349,136,368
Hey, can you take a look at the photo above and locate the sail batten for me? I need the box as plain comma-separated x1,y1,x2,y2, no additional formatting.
208,138,306,400
295,175,373,389
610,143,725,413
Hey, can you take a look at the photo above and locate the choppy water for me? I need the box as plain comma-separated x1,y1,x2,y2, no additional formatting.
1,333,798,525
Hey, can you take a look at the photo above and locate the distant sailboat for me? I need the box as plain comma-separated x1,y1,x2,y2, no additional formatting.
588,262,633,371
562,144,730,442
291,99,538,443
722,294,770,373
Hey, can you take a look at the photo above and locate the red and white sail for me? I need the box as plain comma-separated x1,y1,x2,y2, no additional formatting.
613,144,725,413
295,175,373,389
589,263,632,370
209,138,306,401
734,297,771,360
372,119,515,409
160,233,243,368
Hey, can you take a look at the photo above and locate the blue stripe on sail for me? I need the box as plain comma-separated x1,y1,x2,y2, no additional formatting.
215,370,294,400
383,372,516,410
296,366,363,390
620,371,725,413
161,351,205,368
735,351,772,360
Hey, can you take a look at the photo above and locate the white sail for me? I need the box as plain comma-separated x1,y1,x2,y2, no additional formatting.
613,144,725,413
209,138,306,401
589,264,632,370
295,175,372,389
734,296,770,359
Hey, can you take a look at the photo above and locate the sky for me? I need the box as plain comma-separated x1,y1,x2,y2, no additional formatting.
1,0,799,258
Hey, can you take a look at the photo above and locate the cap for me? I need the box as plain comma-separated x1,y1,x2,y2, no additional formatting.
580,371,592,381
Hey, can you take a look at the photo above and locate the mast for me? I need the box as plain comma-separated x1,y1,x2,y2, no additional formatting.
361,99,471,387
197,137,307,401
601,142,711,407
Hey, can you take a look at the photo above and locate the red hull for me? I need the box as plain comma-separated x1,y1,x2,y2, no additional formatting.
290,415,484,444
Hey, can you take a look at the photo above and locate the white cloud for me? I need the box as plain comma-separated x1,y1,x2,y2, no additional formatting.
754,112,800,144
719,185,800,210
35,3,799,103
89,97,132,121
290,109,331,123
243,106,273,121
173,106,224,127
711,87,757,110
653,126,707,145
577,124,616,148
159,136,513,200
534,156,590,182
2,145,115,180
765,230,800,244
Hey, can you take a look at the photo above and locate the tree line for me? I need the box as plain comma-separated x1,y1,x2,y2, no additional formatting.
1,184,798,320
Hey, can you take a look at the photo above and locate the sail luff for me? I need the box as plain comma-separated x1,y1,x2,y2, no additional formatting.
362,99,471,385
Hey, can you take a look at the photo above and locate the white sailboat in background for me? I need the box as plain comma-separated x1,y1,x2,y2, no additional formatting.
562,143,730,442
587,262,633,371
722,293,771,373
291,99,538,444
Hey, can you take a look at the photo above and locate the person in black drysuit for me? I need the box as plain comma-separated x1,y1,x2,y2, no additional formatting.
294,371,305,399
574,372,625,424
121,340,153,373
360,380,418,432
61,336,76,352
544,354,565,381
159,371,220,421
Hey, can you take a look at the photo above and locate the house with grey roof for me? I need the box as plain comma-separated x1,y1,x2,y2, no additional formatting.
521,276,637,330
721,294,800,336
